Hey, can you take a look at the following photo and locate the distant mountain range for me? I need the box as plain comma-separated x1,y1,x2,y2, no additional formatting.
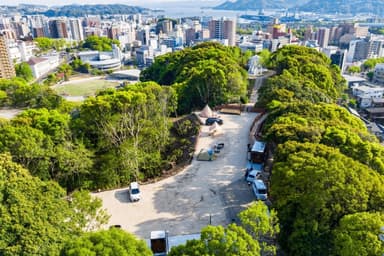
299,0,384,15
214,0,384,14
213,0,309,10
21,4,149,17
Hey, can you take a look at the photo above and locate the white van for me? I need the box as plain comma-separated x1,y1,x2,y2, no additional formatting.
252,179,267,201
129,182,141,202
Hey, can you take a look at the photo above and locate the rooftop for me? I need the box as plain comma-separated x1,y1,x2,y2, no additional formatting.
251,140,266,153
366,107,384,114
27,57,47,65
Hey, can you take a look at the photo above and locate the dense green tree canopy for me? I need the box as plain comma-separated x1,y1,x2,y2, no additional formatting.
82,36,120,52
347,65,361,74
265,45,346,100
72,82,177,189
271,141,384,255
239,202,279,255
0,154,108,255
0,109,93,190
34,37,66,52
61,228,151,256
141,42,249,113
169,224,261,256
0,78,63,109
362,57,384,71
15,62,33,81
333,212,384,256
34,37,54,51
256,45,384,255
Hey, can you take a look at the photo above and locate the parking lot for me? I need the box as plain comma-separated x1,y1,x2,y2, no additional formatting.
94,112,259,239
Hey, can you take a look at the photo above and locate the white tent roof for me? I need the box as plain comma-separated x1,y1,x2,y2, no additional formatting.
199,105,213,118
209,121,220,131
209,122,223,135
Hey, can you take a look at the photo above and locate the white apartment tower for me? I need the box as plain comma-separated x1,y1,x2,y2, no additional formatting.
69,19,84,41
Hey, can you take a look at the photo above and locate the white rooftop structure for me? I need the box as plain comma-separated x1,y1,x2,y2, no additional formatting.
251,140,266,153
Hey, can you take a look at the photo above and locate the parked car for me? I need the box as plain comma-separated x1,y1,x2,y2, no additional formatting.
205,117,223,125
251,179,268,201
245,169,261,183
129,182,141,202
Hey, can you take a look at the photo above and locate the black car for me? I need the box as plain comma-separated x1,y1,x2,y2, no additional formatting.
205,117,223,125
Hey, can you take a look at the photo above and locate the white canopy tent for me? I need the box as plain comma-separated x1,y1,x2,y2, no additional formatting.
209,121,223,136
199,105,213,118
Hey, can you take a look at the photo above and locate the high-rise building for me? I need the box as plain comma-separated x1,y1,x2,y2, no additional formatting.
208,18,236,46
330,49,347,72
185,28,198,45
136,26,150,46
317,28,330,48
49,19,68,39
347,38,384,62
0,33,16,79
161,20,173,34
69,19,84,41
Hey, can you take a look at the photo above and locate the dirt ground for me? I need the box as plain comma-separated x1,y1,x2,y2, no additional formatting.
0,108,23,119
94,112,259,239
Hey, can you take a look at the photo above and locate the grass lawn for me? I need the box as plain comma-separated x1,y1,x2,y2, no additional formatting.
53,79,119,97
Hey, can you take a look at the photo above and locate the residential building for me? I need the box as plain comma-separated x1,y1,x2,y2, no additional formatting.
330,49,347,72
49,19,68,39
27,55,60,79
69,18,84,41
0,33,16,79
347,37,384,62
374,63,384,84
317,27,330,48
352,84,384,108
208,18,236,46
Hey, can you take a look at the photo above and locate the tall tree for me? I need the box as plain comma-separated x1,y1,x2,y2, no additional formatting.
271,141,384,255
333,212,384,256
0,153,108,255
169,224,260,256
61,228,151,256
239,202,279,255
15,62,34,81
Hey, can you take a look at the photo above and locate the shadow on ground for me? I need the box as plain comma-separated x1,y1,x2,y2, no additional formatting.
114,189,130,203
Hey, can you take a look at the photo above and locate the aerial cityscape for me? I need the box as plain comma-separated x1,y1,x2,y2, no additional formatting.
0,0,384,255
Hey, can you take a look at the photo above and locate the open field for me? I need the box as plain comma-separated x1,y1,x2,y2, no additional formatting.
52,77,119,97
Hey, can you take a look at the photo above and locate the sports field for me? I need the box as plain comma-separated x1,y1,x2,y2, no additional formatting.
53,78,119,97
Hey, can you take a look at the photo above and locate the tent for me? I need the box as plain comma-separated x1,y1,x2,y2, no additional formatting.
209,122,223,136
196,148,215,161
199,105,213,118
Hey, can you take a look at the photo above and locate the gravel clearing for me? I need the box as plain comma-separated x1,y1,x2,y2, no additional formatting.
94,112,259,239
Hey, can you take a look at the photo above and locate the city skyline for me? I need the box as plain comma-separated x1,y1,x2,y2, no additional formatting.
1,0,221,7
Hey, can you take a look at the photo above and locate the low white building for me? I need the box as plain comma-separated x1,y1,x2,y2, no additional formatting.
352,85,384,108
374,63,384,84
8,40,36,63
27,55,60,79
78,44,122,71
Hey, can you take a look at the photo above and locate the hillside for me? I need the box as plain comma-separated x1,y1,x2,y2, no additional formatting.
24,4,149,17
299,0,384,14
213,0,308,10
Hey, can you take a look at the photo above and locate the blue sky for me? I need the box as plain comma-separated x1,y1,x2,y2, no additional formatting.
1,0,222,7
